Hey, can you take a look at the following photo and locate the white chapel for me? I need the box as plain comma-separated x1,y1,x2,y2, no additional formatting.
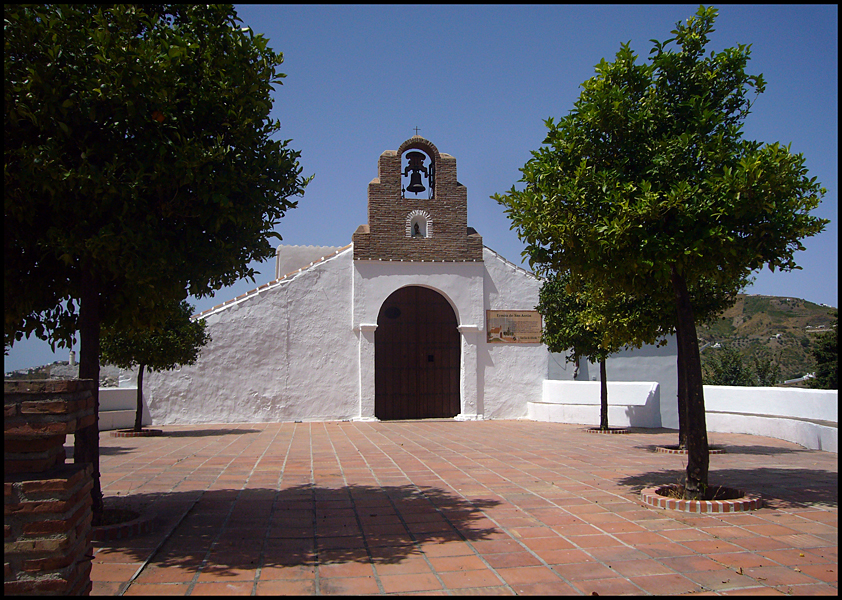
144,136,554,424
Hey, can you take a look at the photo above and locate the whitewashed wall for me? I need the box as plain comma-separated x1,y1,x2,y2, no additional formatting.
550,336,680,428
144,248,359,424
704,386,837,452
98,387,151,431
145,244,549,424
531,381,661,427
479,248,547,419
527,380,837,452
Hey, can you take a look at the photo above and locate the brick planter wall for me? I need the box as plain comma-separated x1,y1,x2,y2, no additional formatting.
4,380,96,596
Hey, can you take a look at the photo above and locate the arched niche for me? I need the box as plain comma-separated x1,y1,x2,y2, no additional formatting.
406,210,433,238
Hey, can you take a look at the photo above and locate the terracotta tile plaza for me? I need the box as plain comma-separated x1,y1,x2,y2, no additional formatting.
83,420,837,595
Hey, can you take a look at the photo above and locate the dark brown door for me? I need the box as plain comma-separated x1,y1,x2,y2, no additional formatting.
375,286,460,420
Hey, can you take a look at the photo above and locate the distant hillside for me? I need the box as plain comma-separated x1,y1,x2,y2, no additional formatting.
4,362,127,387
698,294,837,383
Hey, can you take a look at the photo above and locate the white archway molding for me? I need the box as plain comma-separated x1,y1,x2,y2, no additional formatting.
353,260,484,329
353,259,484,421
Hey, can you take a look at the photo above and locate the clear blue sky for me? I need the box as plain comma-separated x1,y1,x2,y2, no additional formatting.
5,4,838,373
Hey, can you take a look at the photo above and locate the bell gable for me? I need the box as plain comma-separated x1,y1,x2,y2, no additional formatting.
352,135,483,262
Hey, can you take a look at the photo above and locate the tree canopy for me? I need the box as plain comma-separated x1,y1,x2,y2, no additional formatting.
701,346,781,387
5,4,310,350
4,4,309,520
538,272,668,430
100,299,210,431
494,6,827,498
100,300,209,373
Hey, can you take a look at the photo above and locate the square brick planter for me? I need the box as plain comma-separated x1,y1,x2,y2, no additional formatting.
5,380,97,596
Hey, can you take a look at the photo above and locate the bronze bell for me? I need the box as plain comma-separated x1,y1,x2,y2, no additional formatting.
404,151,427,194
407,171,425,194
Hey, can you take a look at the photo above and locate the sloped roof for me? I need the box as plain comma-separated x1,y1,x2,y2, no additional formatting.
191,243,539,320
192,244,352,319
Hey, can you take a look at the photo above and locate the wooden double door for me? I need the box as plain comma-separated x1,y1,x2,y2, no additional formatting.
375,286,461,420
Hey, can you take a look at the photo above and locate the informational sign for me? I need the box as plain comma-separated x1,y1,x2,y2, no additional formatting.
486,310,542,344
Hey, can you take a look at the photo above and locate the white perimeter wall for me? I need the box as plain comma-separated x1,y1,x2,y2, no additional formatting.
532,381,837,452
98,387,152,431
550,336,680,429
704,386,837,452
144,247,359,424
533,381,661,428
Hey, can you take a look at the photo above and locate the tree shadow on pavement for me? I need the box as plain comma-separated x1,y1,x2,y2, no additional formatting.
616,467,838,509
631,443,811,456
95,483,501,578
157,428,262,437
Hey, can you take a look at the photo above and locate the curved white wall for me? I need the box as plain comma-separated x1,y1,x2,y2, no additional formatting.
529,380,837,452
704,386,837,422
704,386,837,452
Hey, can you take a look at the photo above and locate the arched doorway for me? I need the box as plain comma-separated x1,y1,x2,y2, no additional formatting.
375,286,460,420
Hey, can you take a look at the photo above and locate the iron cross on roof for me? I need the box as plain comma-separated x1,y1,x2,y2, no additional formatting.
413,126,421,136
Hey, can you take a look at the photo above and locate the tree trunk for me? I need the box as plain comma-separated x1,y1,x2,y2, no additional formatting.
671,265,709,500
599,358,608,430
135,364,145,432
675,322,688,450
75,272,104,525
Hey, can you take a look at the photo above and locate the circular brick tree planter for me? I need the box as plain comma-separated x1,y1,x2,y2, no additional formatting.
641,484,762,513
655,444,726,454
92,510,156,542
110,429,163,438
586,427,629,434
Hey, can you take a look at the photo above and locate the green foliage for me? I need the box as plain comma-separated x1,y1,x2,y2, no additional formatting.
701,347,781,386
702,347,752,386
99,300,209,372
493,5,827,498
538,272,622,364
493,6,827,297
4,4,310,350
751,353,782,387
809,312,837,389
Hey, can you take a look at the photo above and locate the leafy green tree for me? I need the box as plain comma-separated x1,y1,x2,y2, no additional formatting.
100,300,210,432
702,347,753,386
702,347,781,386
538,273,639,430
809,312,837,389
545,270,744,442
751,353,781,387
494,6,827,498
5,5,309,521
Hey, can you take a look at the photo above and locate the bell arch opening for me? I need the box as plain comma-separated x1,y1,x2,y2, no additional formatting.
401,149,435,199
375,286,460,420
